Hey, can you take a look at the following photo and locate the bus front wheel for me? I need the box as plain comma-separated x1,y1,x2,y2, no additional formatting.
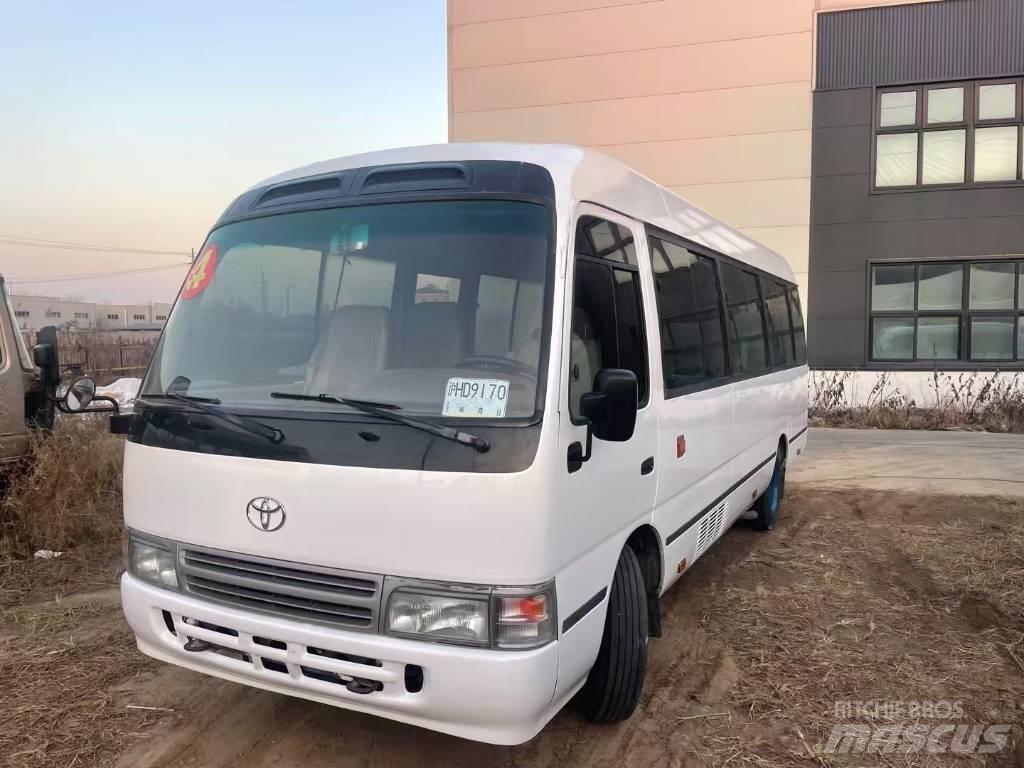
580,545,649,722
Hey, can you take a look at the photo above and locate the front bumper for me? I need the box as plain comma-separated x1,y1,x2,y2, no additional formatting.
121,574,562,745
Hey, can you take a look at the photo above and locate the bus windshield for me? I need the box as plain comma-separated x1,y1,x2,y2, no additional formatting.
142,200,551,420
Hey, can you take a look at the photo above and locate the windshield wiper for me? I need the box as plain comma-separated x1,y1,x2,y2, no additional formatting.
270,392,490,453
145,392,285,444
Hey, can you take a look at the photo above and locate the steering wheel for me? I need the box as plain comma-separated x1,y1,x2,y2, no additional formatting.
454,355,536,377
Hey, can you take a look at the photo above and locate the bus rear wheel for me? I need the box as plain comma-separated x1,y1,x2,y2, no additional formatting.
753,443,787,531
580,545,649,722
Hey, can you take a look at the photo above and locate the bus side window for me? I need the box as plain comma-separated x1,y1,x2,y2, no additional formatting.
720,262,769,375
648,236,727,391
761,276,796,367
569,216,649,421
788,287,807,364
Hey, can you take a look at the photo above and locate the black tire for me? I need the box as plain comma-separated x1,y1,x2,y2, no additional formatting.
580,546,649,723
753,442,787,531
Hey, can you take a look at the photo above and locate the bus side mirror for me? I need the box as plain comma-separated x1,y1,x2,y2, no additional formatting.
62,376,97,413
581,368,638,442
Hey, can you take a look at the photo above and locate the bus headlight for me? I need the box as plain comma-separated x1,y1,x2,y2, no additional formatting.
384,580,556,649
128,536,178,589
386,590,490,646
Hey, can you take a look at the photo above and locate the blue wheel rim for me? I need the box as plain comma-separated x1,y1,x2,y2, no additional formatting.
768,465,781,511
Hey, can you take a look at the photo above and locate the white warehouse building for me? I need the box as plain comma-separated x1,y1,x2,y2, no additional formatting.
10,295,172,332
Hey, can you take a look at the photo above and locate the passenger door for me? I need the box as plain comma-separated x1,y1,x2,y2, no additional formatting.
558,206,658,553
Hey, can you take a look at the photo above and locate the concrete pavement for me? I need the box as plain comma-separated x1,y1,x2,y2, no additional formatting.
790,427,1024,497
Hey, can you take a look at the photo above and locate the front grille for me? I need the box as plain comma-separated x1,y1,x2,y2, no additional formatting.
179,546,382,631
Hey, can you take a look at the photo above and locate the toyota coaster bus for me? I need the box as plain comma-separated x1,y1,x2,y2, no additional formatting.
119,143,808,744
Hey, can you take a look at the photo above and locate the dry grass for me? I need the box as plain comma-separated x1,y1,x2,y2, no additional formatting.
0,594,158,768
0,417,152,768
0,417,125,561
810,370,1024,433
689,489,1024,766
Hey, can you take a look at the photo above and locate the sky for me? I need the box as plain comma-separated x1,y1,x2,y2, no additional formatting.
0,0,447,303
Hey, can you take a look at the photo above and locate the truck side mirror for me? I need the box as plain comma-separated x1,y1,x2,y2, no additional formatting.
581,368,638,442
33,342,56,369
33,326,61,388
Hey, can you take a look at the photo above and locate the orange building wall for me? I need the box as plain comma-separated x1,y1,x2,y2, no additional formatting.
448,0,934,301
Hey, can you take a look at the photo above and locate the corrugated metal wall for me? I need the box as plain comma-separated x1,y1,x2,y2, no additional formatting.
816,0,1024,91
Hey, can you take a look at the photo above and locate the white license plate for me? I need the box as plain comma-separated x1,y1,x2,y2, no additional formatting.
442,377,510,418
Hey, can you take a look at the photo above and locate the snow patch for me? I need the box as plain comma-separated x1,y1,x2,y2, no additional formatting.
96,377,141,411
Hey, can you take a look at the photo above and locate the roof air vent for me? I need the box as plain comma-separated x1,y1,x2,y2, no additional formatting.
255,176,343,207
357,164,469,195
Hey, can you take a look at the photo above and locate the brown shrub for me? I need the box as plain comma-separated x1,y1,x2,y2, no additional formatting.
0,417,124,559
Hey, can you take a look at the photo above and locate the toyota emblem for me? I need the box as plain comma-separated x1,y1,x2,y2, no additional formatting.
246,497,286,532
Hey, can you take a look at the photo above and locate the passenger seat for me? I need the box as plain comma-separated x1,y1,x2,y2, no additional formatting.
306,305,391,395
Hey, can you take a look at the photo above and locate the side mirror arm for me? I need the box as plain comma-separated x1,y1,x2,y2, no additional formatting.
56,394,120,415
568,391,605,473
567,424,593,474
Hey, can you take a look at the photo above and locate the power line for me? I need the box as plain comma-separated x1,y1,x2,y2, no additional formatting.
8,263,191,284
0,233,191,257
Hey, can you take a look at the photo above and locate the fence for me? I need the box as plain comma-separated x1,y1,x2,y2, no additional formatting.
21,329,160,385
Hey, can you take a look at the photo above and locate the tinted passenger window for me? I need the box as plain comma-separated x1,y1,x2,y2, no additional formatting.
761,277,795,366
789,287,807,364
720,263,768,374
574,216,637,264
569,217,648,419
648,236,726,390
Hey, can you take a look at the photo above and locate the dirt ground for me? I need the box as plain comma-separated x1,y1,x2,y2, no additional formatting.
3,486,1024,767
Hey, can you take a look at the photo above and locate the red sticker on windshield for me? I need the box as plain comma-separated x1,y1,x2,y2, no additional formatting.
180,244,218,299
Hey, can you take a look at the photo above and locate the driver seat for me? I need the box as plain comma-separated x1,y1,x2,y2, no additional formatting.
401,302,465,368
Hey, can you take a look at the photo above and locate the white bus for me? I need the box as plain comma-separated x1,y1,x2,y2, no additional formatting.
118,144,808,745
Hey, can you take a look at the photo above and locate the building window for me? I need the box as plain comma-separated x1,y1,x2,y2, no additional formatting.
14,310,29,318
74,312,89,319
107,313,119,320
875,79,1023,189
869,259,1024,363
414,274,460,304
155,314,167,321
45,310,61,318
132,313,146,320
